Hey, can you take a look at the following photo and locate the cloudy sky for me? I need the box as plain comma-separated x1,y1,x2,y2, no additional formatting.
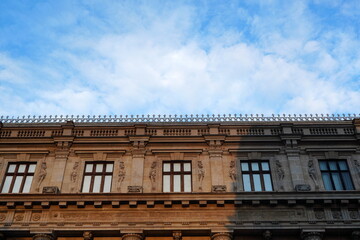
0,0,359,117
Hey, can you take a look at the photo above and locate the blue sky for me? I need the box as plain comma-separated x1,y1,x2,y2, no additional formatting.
0,0,359,116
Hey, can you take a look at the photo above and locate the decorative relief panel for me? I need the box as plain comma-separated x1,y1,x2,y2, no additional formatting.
117,161,126,191
197,161,205,191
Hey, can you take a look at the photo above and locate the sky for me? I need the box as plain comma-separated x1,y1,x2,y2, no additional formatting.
0,0,359,117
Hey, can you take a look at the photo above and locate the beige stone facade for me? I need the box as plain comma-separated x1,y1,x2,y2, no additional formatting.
0,115,360,239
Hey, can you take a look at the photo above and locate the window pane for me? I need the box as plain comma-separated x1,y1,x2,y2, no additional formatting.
106,164,113,173
174,163,181,172
18,164,26,173
253,174,261,191
338,161,348,170
12,176,23,193
85,164,93,173
173,175,181,192
82,176,91,193
241,162,249,171
95,164,103,173
319,161,328,171
184,163,191,172
8,164,16,173
261,162,269,171
243,174,251,191
331,173,343,190
341,172,354,190
322,173,333,190
163,163,170,172
93,176,102,192
22,176,33,193
251,163,259,171
163,175,170,192
28,164,36,173
263,174,272,191
184,175,191,192
329,161,338,170
103,176,112,192
1,176,13,193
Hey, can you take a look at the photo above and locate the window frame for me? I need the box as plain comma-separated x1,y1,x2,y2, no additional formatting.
81,162,114,193
1,162,36,193
319,160,354,191
241,160,273,191
162,161,192,193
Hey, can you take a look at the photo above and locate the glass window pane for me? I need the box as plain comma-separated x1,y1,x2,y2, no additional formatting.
173,175,181,192
184,163,191,172
243,174,251,191
163,175,170,192
253,174,261,191
103,176,112,192
261,162,269,171
85,164,93,173
319,161,328,171
338,161,348,170
329,161,338,170
8,164,16,173
263,174,272,191
82,176,91,193
1,176,13,193
331,173,343,190
28,164,36,173
252,163,259,171
106,164,113,173
174,163,181,172
12,176,23,193
18,164,26,173
241,162,249,171
95,164,103,173
341,172,354,190
22,176,33,193
184,175,191,192
163,163,170,172
93,176,102,192
322,173,333,190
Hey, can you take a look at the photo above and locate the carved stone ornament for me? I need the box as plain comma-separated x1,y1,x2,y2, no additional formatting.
83,231,93,240
173,231,182,240
36,161,47,192
352,231,360,240
128,185,143,193
33,234,54,240
211,232,232,240
262,230,272,240
275,160,285,190
149,161,157,191
42,186,60,194
212,185,227,193
229,161,237,181
314,210,325,219
197,161,205,191
354,159,360,178
349,210,359,219
301,231,323,240
117,161,126,191
70,162,79,183
122,233,143,240
295,184,311,192
308,159,319,190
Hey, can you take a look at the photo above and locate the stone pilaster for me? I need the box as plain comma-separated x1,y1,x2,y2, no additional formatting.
205,135,225,187
211,233,232,240
33,234,54,240
83,231,93,240
301,230,323,240
122,233,143,240
129,137,149,191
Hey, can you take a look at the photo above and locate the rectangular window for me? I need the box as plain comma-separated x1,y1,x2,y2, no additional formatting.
163,161,192,192
241,161,273,191
82,162,113,193
1,162,36,193
319,160,354,190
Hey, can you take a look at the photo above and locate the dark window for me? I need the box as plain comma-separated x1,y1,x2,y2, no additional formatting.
241,161,273,191
82,162,113,193
163,161,192,192
1,162,36,193
319,160,354,190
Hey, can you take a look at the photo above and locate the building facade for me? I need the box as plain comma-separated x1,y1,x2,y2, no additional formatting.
0,115,360,240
